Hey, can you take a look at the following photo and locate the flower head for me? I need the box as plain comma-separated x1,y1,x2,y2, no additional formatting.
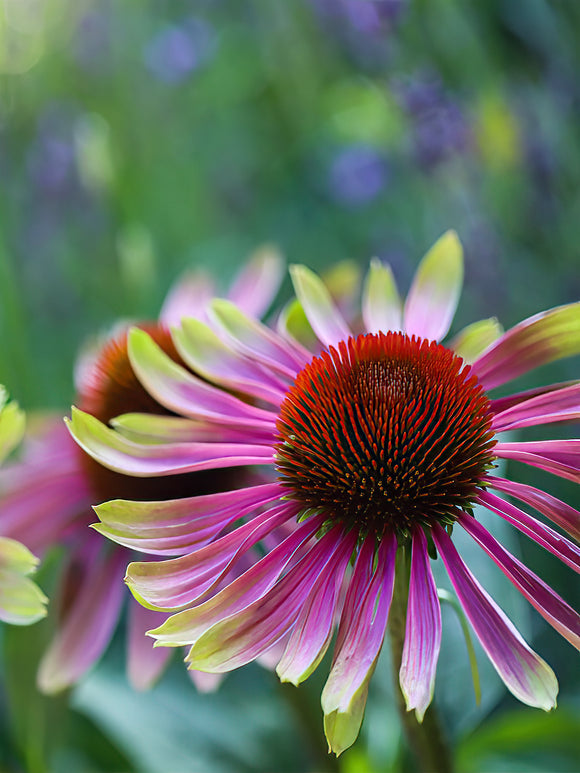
71,232,580,754
0,248,283,692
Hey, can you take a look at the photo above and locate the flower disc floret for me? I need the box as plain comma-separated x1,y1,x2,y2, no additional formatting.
275,331,497,534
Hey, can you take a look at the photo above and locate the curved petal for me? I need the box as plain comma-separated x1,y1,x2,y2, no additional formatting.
449,318,503,364
362,259,402,334
126,502,297,609
492,382,580,432
185,526,353,673
128,327,277,429
147,515,324,647
487,476,580,541
94,483,282,555
458,513,580,650
289,265,352,348
173,317,288,406
111,412,273,445
208,299,308,375
403,230,463,341
473,303,580,391
226,244,285,319
159,269,215,327
477,490,580,573
399,528,442,721
490,381,578,415
0,538,47,625
127,600,173,690
432,524,558,711
322,534,397,755
67,408,273,477
494,440,580,483
0,394,25,463
276,530,356,685
37,544,126,694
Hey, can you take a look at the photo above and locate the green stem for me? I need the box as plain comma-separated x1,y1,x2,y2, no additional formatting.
389,546,454,773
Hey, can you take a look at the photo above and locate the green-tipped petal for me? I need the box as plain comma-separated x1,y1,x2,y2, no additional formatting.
450,317,504,364
276,298,319,350
323,658,377,756
362,258,402,334
289,264,351,348
404,230,464,341
0,537,47,626
0,389,25,463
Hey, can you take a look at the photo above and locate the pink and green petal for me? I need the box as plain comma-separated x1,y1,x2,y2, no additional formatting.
126,502,297,609
289,265,352,348
449,318,503,364
128,327,276,428
321,534,397,755
399,528,442,722
225,244,285,319
67,408,273,477
276,298,319,351
473,303,580,390
173,317,288,405
477,490,580,573
208,299,308,375
487,476,580,541
458,513,580,650
37,545,126,694
94,483,283,555
362,259,402,334
185,526,352,673
492,382,580,432
0,389,25,463
111,412,273,445
494,440,580,483
403,230,463,342
147,516,325,647
276,530,357,685
490,381,578,415
432,524,558,711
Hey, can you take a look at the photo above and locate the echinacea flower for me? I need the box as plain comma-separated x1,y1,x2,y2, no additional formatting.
70,232,579,754
0,249,283,693
0,388,47,626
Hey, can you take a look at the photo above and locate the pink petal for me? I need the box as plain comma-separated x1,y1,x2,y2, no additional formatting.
128,327,277,429
147,514,325,647
492,382,580,432
186,526,354,672
458,513,580,650
289,265,352,348
94,483,283,555
473,303,580,390
432,524,558,710
487,476,580,541
477,490,580,573
490,381,578,415
126,501,297,609
68,408,273,477
37,543,126,694
127,601,173,690
208,299,308,375
403,230,463,341
494,440,580,483
159,269,215,327
111,412,273,445
276,530,357,685
321,534,397,723
173,317,288,406
400,528,442,721
226,245,285,319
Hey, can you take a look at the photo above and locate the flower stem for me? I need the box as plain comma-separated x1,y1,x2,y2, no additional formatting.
388,546,454,773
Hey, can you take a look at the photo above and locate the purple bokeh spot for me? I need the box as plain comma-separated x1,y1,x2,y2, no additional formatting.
328,145,389,206
144,19,216,84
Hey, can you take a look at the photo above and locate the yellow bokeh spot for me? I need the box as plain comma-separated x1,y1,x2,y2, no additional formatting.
474,92,522,170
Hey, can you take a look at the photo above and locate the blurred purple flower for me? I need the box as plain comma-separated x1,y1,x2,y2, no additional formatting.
144,19,216,84
328,145,389,206
395,74,471,169
312,0,405,33
26,108,77,195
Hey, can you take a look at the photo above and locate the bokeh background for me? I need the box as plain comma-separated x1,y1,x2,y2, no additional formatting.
0,1,579,771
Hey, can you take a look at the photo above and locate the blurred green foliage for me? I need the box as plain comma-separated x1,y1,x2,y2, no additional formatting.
0,1,579,771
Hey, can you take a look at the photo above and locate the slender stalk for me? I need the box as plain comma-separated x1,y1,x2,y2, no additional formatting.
388,546,454,773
